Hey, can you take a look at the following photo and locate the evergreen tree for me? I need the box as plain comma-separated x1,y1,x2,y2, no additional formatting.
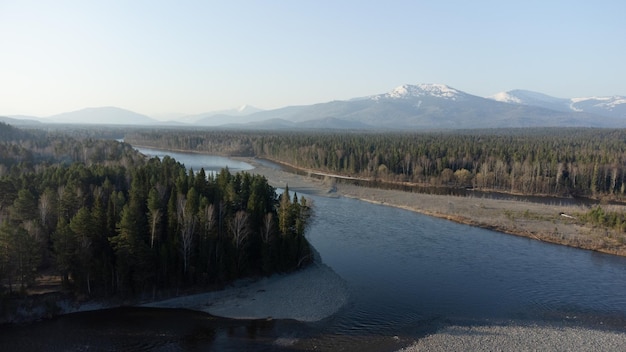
69,207,94,293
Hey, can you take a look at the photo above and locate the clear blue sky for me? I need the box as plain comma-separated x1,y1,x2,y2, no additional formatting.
1,0,625,117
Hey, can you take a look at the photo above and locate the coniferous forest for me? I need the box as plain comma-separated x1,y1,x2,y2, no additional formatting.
0,123,311,298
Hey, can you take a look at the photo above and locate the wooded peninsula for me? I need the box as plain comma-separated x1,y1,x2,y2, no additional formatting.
0,123,311,309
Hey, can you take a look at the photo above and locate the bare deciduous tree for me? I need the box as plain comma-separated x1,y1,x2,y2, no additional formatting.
261,212,274,244
204,203,216,235
230,210,250,250
38,191,53,227
177,194,197,274
229,210,250,275
149,208,161,249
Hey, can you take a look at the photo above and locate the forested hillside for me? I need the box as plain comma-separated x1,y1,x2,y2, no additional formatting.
126,128,626,200
0,123,311,299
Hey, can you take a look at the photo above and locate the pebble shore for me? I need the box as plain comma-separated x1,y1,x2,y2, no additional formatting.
399,323,626,351
143,259,349,322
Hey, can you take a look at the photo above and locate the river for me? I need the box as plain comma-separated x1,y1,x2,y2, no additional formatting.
2,148,626,351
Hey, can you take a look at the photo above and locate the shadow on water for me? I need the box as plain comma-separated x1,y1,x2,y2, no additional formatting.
0,307,312,352
0,306,438,352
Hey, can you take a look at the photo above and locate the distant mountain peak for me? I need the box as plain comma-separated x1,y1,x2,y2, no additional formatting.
237,105,250,113
375,83,464,101
571,96,626,110
489,89,626,117
48,106,159,125
236,104,262,114
489,91,523,104
488,90,567,105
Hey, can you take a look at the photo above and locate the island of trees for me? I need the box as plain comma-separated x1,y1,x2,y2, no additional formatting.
0,123,311,302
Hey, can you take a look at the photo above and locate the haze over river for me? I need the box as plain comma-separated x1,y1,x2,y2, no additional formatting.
3,148,626,351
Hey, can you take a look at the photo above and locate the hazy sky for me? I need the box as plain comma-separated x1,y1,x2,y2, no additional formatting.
1,0,625,117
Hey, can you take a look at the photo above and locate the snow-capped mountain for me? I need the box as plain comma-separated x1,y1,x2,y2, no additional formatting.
570,96,626,119
489,90,626,119
236,105,262,114
489,90,571,111
178,105,264,125
373,83,467,101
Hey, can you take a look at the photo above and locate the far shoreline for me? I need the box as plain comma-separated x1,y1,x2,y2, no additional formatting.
238,156,626,258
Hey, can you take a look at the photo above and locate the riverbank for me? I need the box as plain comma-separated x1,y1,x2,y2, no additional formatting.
241,157,626,257
143,256,348,322
1,254,349,325
399,322,626,351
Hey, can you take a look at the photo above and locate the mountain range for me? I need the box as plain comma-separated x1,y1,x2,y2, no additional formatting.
488,89,626,120
4,84,626,129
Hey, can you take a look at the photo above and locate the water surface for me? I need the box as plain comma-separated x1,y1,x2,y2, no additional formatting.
135,147,253,176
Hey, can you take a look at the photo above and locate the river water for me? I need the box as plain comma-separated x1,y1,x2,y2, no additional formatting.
134,147,254,176
3,148,626,351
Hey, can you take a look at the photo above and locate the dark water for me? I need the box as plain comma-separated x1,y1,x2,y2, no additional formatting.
0,307,309,351
3,149,626,351
307,196,626,328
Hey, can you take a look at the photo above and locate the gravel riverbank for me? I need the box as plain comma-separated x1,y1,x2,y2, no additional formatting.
143,258,348,322
399,323,626,352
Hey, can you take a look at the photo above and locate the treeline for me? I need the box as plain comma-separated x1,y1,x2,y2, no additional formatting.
0,122,143,176
127,128,255,156
0,124,311,297
125,128,626,200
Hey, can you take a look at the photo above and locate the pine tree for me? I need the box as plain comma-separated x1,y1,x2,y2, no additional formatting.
69,207,94,293
278,185,292,236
